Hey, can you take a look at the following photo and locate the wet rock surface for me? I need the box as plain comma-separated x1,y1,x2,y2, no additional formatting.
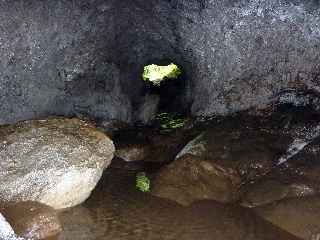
152,154,242,205
0,105,315,239
241,124,320,207
57,164,300,240
1,201,62,240
254,196,320,240
1,0,320,238
240,177,317,208
0,118,115,209
115,127,196,163
282,136,320,183
152,106,320,205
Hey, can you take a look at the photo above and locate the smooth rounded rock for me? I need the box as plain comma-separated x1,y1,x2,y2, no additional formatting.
1,201,62,240
152,154,242,205
0,118,115,209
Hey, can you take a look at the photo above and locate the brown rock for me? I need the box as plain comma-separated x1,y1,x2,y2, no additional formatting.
152,154,241,205
1,201,62,240
151,115,293,205
115,129,195,163
116,144,152,162
254,196,320,240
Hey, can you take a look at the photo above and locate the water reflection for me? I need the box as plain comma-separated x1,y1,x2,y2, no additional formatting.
57,161,299,240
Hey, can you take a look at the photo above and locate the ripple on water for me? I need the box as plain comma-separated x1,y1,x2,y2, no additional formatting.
57,161,299,240
58,164,187,240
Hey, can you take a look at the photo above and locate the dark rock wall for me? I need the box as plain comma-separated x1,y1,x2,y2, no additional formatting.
0,0,131,124
173,0,320,116
1,0,320,124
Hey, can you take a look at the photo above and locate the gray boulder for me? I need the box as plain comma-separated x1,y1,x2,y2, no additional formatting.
0,118,115,209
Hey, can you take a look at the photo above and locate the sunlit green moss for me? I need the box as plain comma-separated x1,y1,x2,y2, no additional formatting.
142,63,181,86
156,112,187,133
136,172,150,192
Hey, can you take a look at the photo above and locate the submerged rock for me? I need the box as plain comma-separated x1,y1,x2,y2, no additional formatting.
58,167,301,240
1,201,62,240
254,196,320,240
0,118,115,209
240,178,317,208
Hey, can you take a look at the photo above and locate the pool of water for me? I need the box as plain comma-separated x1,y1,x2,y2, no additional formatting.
57,160,299,240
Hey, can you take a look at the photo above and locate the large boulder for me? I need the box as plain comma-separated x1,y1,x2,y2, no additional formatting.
0,118,115,209
151,114,292,205
254,196,320,240
1,201,62,240
152,154,242,205
152,107,320,205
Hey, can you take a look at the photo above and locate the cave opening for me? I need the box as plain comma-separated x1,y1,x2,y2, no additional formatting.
140,61,188,127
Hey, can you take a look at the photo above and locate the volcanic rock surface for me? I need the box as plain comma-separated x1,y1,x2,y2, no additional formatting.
1,0,320,124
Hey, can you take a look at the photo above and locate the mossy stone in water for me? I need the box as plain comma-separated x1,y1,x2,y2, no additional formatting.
136,172,151,192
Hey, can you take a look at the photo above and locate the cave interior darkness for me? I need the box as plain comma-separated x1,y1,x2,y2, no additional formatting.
2,1,320,239
141,60,188,117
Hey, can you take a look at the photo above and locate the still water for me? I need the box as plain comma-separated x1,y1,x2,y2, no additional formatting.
57,160,299,240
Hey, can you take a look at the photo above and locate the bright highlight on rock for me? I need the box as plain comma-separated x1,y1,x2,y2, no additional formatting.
142,63,181,86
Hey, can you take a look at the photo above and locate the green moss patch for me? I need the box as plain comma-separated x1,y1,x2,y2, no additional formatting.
136,172,151,192
156,112,187,133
